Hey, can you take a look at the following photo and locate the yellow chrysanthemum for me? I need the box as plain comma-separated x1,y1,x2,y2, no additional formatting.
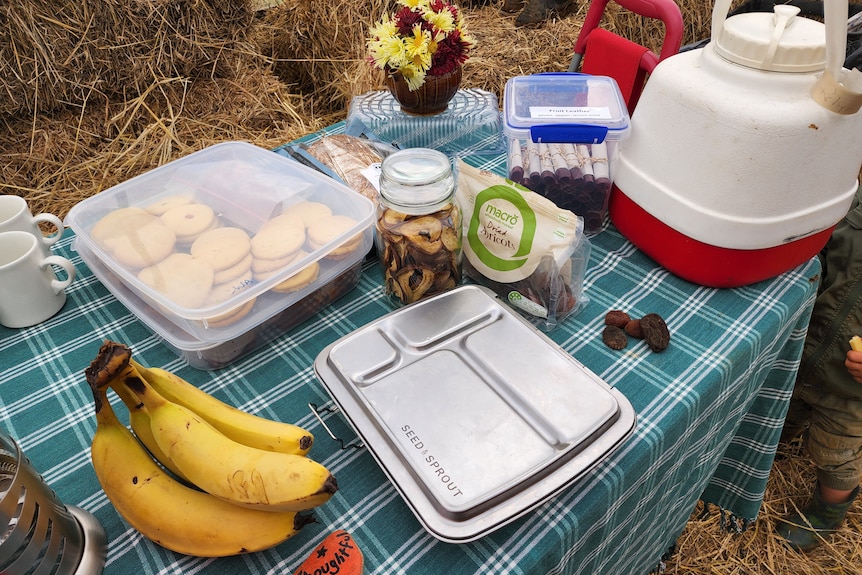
399,65,428,91
424,9,455,34
399,0,427,10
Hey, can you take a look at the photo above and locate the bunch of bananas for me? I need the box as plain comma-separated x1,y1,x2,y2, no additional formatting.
84,341,337,557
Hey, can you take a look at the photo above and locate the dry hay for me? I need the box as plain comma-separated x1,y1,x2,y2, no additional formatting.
1,3,861,571
664,437,862,575
0,0,258,118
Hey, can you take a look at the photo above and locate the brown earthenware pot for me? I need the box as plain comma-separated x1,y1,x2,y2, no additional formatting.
385,66,462,116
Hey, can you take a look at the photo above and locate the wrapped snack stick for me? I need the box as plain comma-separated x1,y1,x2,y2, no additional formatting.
549,144,572,182
577,144,595,188
527,140,542,187
562,144,584,181
591,142,610,193
509,139,525,183
538,143,556,185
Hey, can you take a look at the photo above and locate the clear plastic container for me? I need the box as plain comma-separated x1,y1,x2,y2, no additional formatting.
346,89,503,154
503,73,631,232
65,141,374,347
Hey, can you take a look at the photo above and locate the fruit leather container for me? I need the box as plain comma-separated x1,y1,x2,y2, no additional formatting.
503,73,631,232
65,141,374,369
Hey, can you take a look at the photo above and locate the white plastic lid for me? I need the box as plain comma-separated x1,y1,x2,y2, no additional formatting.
714,5,826,72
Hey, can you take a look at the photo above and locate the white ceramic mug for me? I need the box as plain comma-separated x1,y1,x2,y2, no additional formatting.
0,195,64,256
0,231,76,328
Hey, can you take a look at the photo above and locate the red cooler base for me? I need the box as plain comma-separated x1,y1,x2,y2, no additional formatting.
609,186,832,288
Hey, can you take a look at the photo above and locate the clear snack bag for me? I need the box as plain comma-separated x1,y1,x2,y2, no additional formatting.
456,160,591,331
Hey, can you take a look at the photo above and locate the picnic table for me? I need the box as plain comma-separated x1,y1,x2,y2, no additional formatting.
0,126,819,574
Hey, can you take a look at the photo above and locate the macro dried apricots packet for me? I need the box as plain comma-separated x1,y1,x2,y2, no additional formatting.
456,160,591,331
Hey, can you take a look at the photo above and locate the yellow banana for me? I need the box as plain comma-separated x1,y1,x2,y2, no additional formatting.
129,358,313,456
109,371,191,483
85,364,311,557
120,359,338,512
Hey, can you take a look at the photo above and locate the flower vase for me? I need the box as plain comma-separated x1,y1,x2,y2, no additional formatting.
386,67,462,116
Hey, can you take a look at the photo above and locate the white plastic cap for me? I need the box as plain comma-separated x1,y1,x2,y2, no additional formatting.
714,5,826,72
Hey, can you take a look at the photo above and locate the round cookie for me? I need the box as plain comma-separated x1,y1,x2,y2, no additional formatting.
95,210,177,269
190,227,252,271
203,297,256,328
160,203,217,243
254,250,307,282
282,201,333,228
272,262,320,293
213,252,253,285
145,195,193,216
251,213,306,262
252,249,304,275
138,253,215,309
206,271,255,307
91,207,148,242
307,215,362,259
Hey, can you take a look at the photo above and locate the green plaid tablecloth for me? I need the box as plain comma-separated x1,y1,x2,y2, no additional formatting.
0,216,818,574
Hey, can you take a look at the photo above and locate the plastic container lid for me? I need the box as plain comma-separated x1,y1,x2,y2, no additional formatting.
503,73,631,144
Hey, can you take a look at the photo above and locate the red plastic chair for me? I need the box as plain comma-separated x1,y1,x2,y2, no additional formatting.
568,0,684,112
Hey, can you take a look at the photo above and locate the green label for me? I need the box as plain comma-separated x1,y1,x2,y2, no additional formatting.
467,185,537,272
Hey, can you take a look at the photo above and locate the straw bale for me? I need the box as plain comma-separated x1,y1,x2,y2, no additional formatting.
0,0,258,118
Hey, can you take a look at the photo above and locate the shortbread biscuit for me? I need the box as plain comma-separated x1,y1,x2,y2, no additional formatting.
213,252,253,285
190,227,252,271
250,213,305,261
282,201,333,228
206,271,255,306
94,210,177,269
307,214,362,259
138,253,215,309
161,203,217,242
251,250,303,275
272,262,320,293
145,195,193,216
91,207,148,242
204,297,256,328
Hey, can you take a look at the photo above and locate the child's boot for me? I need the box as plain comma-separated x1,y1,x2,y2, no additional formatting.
775,484,859,550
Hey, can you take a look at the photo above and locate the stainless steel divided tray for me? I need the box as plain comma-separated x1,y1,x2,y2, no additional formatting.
314,285,635,542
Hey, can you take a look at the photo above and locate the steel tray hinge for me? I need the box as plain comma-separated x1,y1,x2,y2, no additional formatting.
308,403,364,450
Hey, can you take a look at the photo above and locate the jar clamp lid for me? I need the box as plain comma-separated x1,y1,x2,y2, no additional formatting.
379,148,455,215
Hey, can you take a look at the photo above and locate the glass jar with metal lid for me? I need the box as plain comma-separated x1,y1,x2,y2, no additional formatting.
376,148,462,305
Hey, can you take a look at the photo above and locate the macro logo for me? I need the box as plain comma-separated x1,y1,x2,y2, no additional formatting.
467,185,537,272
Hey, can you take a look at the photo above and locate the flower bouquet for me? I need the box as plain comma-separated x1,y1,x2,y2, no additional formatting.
367,0,476,92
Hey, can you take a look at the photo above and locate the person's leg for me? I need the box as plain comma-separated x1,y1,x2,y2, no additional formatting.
776,188,862,550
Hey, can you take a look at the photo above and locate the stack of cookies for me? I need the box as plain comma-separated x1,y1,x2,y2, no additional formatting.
190,227,255,327
91,196,363,329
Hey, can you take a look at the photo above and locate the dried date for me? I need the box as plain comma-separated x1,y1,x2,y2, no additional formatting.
604,310,631,328
641,313,670,352
624,319,644,339
602,325,628,350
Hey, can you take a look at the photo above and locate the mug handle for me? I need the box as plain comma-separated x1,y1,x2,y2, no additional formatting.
32,213,64,247
41,255,76,294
